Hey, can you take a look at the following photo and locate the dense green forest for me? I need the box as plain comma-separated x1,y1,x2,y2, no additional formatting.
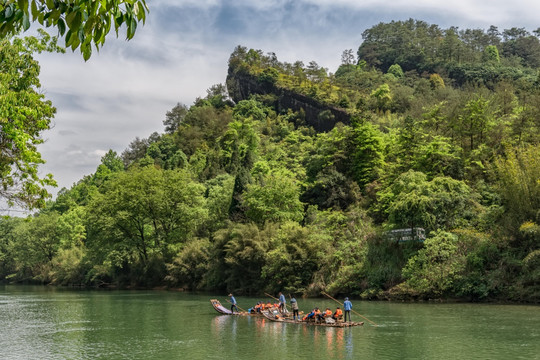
1,19,539,302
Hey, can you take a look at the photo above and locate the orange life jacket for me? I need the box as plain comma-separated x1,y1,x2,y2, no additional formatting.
334,309,343,317
325,309,332,317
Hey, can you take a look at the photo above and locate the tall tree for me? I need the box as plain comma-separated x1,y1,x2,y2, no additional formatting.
378,170,478,232
0,33,62,208
163,103,188,134
243,168,304,225
352,119,384,188
87,167,207,267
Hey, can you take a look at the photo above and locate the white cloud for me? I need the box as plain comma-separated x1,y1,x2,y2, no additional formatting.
92,150,109,158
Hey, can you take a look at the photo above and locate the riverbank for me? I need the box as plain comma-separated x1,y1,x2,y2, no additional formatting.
2,281,538,305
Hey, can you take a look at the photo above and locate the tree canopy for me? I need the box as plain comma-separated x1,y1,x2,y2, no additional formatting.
0,0,148,60
0,31,63,208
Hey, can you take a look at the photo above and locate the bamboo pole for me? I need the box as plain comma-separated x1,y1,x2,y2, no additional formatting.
321,291,378,326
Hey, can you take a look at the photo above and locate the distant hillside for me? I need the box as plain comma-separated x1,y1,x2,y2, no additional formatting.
1,20,539,303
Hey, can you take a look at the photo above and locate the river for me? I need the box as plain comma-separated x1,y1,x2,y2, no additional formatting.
0,285,538,359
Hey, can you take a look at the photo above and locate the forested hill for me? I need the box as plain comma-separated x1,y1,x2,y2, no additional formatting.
1,19,539,303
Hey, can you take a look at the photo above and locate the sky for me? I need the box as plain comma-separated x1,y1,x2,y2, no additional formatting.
27,0,540,206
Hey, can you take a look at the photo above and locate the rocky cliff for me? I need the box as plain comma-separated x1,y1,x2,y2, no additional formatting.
226,70,350,132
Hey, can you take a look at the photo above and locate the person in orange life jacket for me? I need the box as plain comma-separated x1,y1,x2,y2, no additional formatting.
254,302,262,313
343,297,352,322
278,292,286,312
314,308,322,321
290,296,299,320
229,294,239,314
317,307,330,321
333,306,343,320
324,308,333,318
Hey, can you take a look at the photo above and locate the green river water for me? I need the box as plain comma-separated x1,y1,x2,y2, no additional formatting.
0,285,538,359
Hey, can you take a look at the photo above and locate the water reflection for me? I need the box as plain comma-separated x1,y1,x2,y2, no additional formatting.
244,314,358,360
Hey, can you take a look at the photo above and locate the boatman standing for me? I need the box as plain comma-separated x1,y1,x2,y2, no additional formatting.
290,295,299,320
229,293,239,314
343,297,352,322
278,292,286,313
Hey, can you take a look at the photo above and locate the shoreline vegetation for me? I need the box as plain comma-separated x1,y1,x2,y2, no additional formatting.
4,284,533,306
1,19,539,303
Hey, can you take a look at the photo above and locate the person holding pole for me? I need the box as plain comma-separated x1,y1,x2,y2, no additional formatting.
322,291,378,326
229,293,239,314
278,292,286,313
290,295,299,320
343,297,352,322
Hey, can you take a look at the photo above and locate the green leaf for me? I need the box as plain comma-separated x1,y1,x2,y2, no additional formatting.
17,0,29,14
115,13,123,27
84,15,96,35
137,1,146,22
30,0,38,19
14,9,24,21
82,42,92,61
70,35,80,51
127,17,136,39
72,12,82,30
78,27,84,43
65,28,73,46
22,13,30,30
5,6,13,19
93,25,103,44
49,9,60,21
57,17,65,35
65,11,77,28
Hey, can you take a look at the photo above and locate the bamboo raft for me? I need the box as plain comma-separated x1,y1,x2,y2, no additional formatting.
261,309,364,328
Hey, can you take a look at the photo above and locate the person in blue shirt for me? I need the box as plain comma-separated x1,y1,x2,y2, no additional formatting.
229,293,239,314
278,292,286,313
343,297,352,322
303,308,317,321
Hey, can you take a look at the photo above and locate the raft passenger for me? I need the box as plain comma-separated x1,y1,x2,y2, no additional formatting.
333,306,343,321
324,308,333,318
303,308,316,321
314,308,322,322
254,302,262,313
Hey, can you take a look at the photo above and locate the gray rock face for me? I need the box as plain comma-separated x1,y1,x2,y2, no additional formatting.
226,70,350,132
